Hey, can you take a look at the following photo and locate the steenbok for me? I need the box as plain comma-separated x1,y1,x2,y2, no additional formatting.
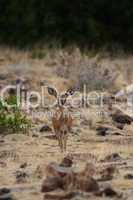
47,86,75,152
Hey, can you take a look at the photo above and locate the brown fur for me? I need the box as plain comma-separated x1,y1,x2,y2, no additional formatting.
52,107,73,152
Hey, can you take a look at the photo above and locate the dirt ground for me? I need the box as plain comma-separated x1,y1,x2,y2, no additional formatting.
0,48,133,199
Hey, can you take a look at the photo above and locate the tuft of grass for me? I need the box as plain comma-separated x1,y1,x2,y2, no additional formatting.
30,50,46,59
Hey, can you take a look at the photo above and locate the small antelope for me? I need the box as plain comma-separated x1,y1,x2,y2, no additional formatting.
47,86,75,152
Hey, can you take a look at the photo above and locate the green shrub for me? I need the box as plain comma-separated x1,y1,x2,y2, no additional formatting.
0,111,31,134
0,96,31,135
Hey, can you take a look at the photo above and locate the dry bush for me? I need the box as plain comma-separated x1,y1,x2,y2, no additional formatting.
76,62,115,91
56,56,119,91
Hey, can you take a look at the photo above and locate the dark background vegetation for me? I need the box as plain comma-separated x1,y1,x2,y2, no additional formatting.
0,0,133,49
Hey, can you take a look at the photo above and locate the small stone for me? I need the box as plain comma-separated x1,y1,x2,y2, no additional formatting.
81,119,90,126
0,188,14,200
102,153,121,162
0,57,5,62
96,186,120,198
46,162,72,178
116,123,124,130
124,173,133,180
41,177,63,192
82,163,96,177
112,132,122,136
79,176,99,192
103,187,119,197
96,126,109,136
20,162,27,169
100,166,117,181
60,155,73,167
111,111,133,125
0,74,7,80
0,193,13,200
0,188,11,196
32,134,39,138
8,88,16,95
63,172,99,192
44,191,77,200
0,162,7,168
15,170,29,183
40,125,52,132
15,77,28,85
0,140,5,143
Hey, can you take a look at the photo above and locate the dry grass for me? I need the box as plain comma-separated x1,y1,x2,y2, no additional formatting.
0,46,133,92
0,46,133,200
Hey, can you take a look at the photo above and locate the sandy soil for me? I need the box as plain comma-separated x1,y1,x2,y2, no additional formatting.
0,105,133,199
0,48,133,199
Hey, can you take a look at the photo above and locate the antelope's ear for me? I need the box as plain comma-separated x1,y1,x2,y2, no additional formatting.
60,88,76,106
47,86,58,98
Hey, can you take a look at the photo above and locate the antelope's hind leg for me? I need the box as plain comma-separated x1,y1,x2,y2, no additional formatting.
63,134,68,152
59,135,64,152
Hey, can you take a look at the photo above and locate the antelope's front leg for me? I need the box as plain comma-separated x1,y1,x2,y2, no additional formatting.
63,134,68,152
58,135,63,152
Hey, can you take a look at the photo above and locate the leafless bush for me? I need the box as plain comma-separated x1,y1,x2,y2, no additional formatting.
63,62,117,91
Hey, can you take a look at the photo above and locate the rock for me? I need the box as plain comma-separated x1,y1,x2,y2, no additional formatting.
15,77,29,85
99,166,117,181
77,176,99,192
20,162,27,169
0,140,5,143
0,188,14,200
96,126,110,136
41,177,63,192
111,111,133,125
0,74,7,80
0,57,5,62
102,187,120,197
96,124,123,136
32,134,39,138
63,172,99,192
82,163,96,177
0,162,7,168
15,170,29,183
0,189,11,196
40,125,52,132
95,186,121,198
60,155,73,167
116,123,124,130
112,131,122,136
46,162,72,178
124,173,133,180
44,191,78,200
81,119,90,126
42,160,99,194
8,88,17,96
0,193,13,200
102,153,121,162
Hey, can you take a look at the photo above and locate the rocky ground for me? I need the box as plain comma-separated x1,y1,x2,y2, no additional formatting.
0,48,133,200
